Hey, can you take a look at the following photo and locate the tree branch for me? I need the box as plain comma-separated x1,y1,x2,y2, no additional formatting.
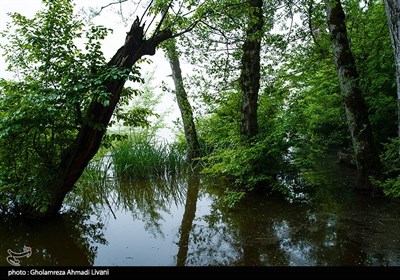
172,20,200,38
93,0,129,17
140,0,154,25
152,0,174,39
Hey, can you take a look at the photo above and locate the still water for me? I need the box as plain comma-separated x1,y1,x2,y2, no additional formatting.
1,157,400,266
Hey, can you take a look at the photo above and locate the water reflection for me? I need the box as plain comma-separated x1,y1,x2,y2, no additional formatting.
174,157,400,266
1,156,400,266
69,156,186,238
176,172,200,266
0,211,105,266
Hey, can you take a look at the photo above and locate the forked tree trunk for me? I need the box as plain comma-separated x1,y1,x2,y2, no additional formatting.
21,18,172,219
166,39,200,162
240,0,264,138
384,0,400,141
325,0,381,189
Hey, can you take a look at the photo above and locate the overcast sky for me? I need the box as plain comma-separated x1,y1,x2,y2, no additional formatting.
0,0,182,141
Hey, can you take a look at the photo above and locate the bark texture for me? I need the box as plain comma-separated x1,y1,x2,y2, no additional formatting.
240,0,264,138
384,0,400,140
325,0,381,189
166,39,200,162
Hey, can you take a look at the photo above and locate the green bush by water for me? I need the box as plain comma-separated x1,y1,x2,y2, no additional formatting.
371,138,400,197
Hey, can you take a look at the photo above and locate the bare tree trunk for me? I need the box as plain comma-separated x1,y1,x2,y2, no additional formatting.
22,18,172,219
240,0,264,138
325,0,381,190
166,39,200,162
384,0,400,141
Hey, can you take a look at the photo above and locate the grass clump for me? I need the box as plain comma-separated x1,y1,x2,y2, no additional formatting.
111,132,185,180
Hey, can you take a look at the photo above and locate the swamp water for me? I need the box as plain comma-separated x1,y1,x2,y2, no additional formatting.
1,156,400,266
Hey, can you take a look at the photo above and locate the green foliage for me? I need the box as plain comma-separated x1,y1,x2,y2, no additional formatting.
0,0,397,215
198,88,291,205
179,0,285,98
345,0,398,146
0,0,142,213
111,132,185,180
371,138,400,197
111,70,165,132
378,177,400,198
189,0,398,206
115,107,154,128
277,0,398,199
221,190,246,209
279,54,349,154
274,0,396,165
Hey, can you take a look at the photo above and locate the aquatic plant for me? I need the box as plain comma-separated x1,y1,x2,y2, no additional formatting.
111,132,185,180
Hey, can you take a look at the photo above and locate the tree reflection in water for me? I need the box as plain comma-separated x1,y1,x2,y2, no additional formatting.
74,154,190,232
78,155,400,266
3,155,400,266
176,171,200,266
173,157,400,266
0,210,106,266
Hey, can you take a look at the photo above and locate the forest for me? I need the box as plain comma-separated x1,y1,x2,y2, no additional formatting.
0,0,399,266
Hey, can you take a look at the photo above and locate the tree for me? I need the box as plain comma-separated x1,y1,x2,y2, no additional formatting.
240,0,264,138
384,0,400,141
176,0,296,196
165,39,200,162
325,0,381,189
0,0,199,219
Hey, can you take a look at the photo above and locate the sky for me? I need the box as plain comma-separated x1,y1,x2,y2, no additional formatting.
0,0,182,141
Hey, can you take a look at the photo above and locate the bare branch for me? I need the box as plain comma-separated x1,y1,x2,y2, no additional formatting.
285,5,294,48
152,0,174,39
119,1,128,25
140,0,154,25
145,13,158,36
307,0,320,47
305,0,328,57
171,0,185,17
92,0,129,17
131,0,142,15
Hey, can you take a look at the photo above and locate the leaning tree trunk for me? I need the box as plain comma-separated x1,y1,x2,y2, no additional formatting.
239,0,264,138
166,39,200,162
384,0,400,142
325,0,381,190
22,18,172,219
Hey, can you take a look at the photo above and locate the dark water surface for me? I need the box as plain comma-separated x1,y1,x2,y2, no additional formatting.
1,157,400,266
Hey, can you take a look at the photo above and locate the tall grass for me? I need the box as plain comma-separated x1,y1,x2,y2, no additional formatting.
111,132,185,180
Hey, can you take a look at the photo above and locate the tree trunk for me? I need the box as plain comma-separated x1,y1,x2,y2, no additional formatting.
21,18,172,219
384,0,400,141
240,0,264,138
166,39,200,162
325,0,381,189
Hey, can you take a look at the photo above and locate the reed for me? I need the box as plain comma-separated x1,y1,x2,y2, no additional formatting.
111,133,185,180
